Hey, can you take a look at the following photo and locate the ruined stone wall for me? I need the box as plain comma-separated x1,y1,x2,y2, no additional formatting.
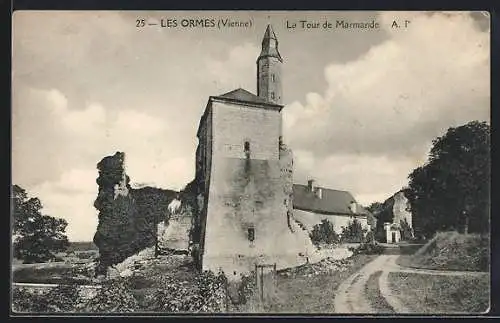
392,191,413,228
157,202,193,253
93,152,176,274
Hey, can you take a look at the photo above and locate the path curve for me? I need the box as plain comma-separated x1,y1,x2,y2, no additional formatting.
333,255,391,313
384,255,487,277
333,254,487,314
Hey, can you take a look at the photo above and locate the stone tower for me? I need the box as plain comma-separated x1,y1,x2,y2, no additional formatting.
194,24,311,279
257,24,283,105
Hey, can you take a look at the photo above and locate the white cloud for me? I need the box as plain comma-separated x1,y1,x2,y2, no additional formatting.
46,88,68,114
16,87,195,240
113,109,165,136
206,42,260,93
31,168,99,242
12,11,490,241
283,11,490,205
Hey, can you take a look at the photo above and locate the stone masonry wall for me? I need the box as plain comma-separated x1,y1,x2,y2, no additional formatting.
93,152,177,274
200,101,320,277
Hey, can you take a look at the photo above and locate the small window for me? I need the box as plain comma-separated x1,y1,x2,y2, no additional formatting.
248,227,255,242
271,74,275,82
244,141,250,152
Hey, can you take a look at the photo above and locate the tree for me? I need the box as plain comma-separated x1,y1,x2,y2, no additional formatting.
12,185,69,263
309,219,340,246
366,202,384,215
406,121,490,237
341,218,366,243
400,218,414,241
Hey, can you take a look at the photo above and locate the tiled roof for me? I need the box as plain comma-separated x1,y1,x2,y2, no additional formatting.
217,88,268,104
292,184,370,216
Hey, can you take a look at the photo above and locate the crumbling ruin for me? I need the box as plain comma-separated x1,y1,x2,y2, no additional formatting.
93,152,177,274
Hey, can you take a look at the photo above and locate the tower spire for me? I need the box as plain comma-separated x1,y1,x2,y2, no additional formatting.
258,24,283,62
257,24,283,104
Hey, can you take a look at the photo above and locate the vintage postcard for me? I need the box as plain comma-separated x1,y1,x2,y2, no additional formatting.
11,10,491,315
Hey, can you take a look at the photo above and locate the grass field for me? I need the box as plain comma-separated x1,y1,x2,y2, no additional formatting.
364,271,394,314
396,232,490,272
67,241,98,252
258,254,378,313
12,265,94,285
388,272,490,314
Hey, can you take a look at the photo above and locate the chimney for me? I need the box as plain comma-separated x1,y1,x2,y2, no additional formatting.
307,179,315,191
349,201,357,214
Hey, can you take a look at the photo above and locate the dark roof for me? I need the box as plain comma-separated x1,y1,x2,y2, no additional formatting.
218,88,268,104
212,88,283,110
258,24,283,62
263,24,278,40
197,87,283,137
292,184,370,216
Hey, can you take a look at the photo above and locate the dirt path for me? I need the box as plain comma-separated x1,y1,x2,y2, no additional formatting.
333,254,486,314
333,255,393,313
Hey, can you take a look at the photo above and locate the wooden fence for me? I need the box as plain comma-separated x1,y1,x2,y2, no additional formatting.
255,263,277,303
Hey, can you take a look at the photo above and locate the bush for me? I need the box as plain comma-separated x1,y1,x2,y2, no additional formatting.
364,231,376,244
411,231,490,272
80,278,139,313
349,242,385,255
341,219,366,243
236,271,257,305
195,270,227,312
46,284,81,312
310,219,340,246
400,218,414,241
374,228,387,243
12,284,80,313
12,288,45,313
76,251,97,260
143,270,227,313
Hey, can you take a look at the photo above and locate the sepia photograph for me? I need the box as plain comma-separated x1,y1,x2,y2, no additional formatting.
11,10,490,315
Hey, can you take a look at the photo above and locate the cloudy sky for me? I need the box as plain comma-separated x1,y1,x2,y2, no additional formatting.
12,11,490,241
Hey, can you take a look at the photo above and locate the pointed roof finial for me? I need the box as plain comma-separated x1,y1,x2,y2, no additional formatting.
263,24,278,41
258,23,283,62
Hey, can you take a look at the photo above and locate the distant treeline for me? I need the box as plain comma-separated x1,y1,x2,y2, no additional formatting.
67,241,98,252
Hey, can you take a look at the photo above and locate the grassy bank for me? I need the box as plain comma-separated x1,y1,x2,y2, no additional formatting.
396,231,490,272
256,254,378,313
364,271,394,314
388,272,490,314
12,265,94,285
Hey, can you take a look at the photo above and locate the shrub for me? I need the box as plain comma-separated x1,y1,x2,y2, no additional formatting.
80,278,139,313
341,219,366,243
144,282,203,312
310,219,340,246
45,284,81,312
411,231,490,272
76,251,97,260
236,271,257,305
143,270,227,313
195,270,227,312
364,231,376,244
12,284,80,313
400,218,414,241
349,242,385,255
12,288,46,313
